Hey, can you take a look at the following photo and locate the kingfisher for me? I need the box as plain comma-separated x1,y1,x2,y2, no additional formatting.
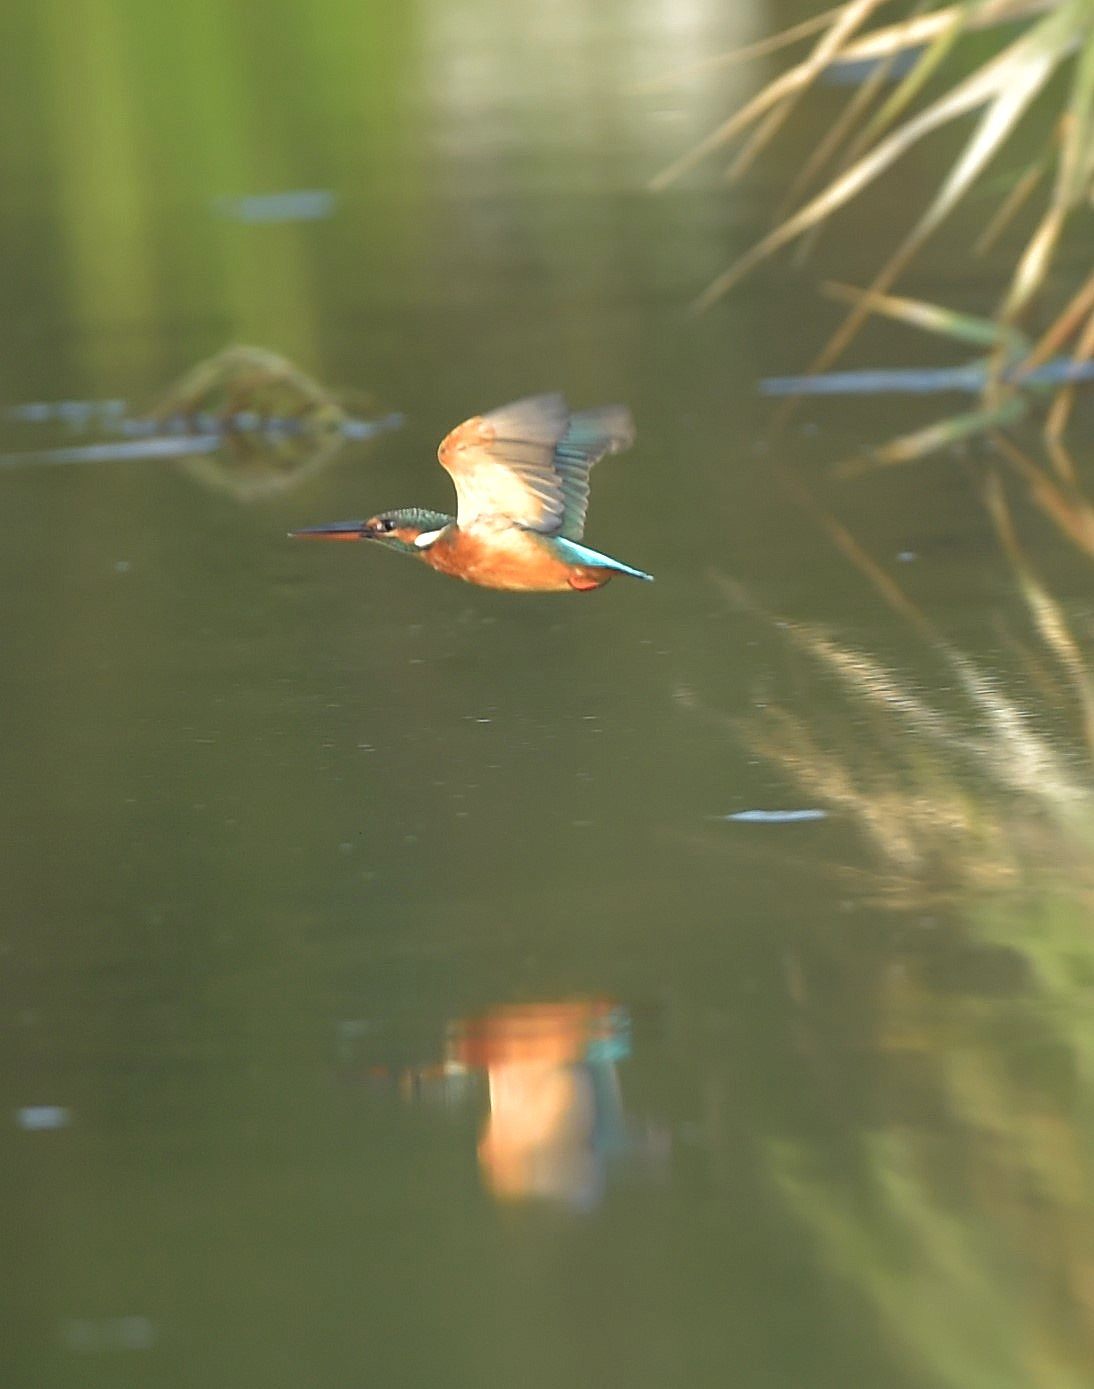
290,393,653,591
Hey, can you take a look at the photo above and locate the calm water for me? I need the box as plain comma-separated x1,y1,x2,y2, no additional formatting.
2,3,1093,1386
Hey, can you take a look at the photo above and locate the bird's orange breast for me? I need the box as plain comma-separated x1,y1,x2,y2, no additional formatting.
420,525,610,592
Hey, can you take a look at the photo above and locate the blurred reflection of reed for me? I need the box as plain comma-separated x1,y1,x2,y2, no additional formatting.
696,444,1094,908
684,458,1094,1387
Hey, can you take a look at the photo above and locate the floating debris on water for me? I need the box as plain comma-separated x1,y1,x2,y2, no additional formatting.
0,436,222,468
722,809,829,823
0,346,403,500
760,359,1094,398
15,1105,72,1130
822,49,922,86
60,1316,156,1352
212,189,337,223
6,399,127,427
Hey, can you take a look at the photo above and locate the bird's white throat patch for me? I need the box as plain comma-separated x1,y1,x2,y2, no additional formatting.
414,528,444,549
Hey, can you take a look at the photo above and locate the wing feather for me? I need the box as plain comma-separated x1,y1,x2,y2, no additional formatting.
437,393,634,537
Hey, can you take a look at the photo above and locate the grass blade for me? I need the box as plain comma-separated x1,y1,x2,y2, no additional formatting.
983,470,1094,755
1046,305,1094,440
803,16,1067,371
851,0,973,153
652,0,1059,192
726,0,888,182
783,2,930,218
990,429,1094,552
835,393,1028,473
1021,265,1094,369
973,143,1052,254
693,27,1047,311
822,281,1028,350
636,5,850,94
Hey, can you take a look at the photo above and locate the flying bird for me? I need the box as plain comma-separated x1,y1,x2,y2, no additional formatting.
291,393,652,591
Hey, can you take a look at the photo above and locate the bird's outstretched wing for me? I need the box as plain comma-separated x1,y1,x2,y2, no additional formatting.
437,393,634,538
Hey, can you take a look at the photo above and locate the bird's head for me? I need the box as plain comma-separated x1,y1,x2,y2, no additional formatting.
290,508,453,554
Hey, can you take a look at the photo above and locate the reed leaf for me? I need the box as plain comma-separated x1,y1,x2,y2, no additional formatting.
1046,304,1094,437
823,281,1029,350
726,0,888,182
851,0,974,152
973,142,1052,253
782,5,927,218
636,4,850,95
990,429,1094,553
984,472,1094,752
692,18,1066,312
835,393,1028,473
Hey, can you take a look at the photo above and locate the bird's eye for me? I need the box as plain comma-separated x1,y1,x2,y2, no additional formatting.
373,517,395,533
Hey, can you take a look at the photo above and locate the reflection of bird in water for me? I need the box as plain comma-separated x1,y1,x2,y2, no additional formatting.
291,393,653,591
447,999,637,1209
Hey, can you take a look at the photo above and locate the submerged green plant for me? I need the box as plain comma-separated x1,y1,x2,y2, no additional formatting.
654,0,1094,432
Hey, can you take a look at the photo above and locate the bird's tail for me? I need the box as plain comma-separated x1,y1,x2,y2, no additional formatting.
555,537,653,581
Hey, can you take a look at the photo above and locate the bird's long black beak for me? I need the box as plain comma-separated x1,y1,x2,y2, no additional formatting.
289,520,368,541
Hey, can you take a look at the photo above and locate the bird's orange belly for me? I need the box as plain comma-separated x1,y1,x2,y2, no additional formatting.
422,526,610,592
